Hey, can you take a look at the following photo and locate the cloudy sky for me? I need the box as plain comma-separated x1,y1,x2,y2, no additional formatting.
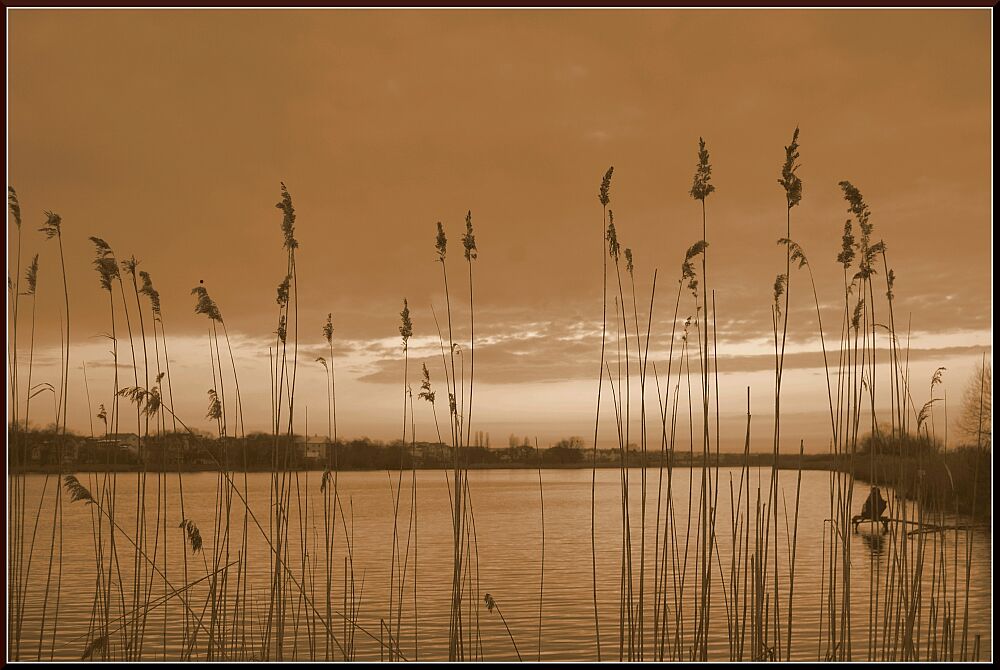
7,9,992,451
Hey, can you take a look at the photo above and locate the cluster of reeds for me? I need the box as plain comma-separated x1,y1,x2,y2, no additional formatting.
586,142,721,662
582,129,985,663
5,184,370,662
7,198,71,661
759,135,982,661
427,213,486,660
7,187,42,660
6,135,988,662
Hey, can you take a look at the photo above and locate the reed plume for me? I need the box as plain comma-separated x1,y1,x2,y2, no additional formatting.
63,475,96,505
191,285,223,323
178,520,203,554
599,166,614,206
690,137,716,201
276,181,298,250
8,185,22,227
778,127,802,209
138,271,161,317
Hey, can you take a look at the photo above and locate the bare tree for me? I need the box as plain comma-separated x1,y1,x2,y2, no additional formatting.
956,358,991,450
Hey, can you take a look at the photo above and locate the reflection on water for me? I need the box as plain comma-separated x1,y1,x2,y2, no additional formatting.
6,468,992,661
856,528,887,556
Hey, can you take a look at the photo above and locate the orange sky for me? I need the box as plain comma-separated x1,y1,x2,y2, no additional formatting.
6,9,992,450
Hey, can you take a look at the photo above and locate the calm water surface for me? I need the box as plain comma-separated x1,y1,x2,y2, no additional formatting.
7,468,992,661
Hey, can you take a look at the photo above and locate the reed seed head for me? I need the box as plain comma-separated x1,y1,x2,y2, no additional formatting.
606,215,620,262
930,367,946,396
399,298,413,343
851,298,865,331
138,270,161,317
917,398,939,434
839,180,879,279
39,211,63,239
89,237,120,292
435,222,447,260
837,220,856,268
323,313,334,344
24,254,39,296
689,137,715,201
418,363,436,404
778,127,802,209
117,385,160,417
684,240,709,262
64,475,95,505
143,387,161,418
191,285,223,322
276,182,298,250
773,273,787,318
777,238,808,269
8,186,21,228
276,315,287,343
179,519,203,553
860,240,885,281
276,274,291,308
121,255,140,277
206,388,222,422
682,240,708,296
599,166,614,207
89,236,112,256
463,210,478,261
838,180,871,237
886,268,895,300
625,248,634,276
484,593,497,612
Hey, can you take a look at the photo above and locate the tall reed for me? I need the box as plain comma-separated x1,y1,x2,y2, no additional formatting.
689,137,716,661
591,166,613,661
38,210,69,661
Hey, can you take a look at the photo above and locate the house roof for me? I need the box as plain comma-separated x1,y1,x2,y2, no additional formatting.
297,435,330,445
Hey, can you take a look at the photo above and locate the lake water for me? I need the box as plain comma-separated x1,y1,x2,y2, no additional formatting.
7,467,992,661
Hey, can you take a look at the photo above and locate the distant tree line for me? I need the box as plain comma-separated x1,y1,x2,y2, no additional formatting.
7,429,635,471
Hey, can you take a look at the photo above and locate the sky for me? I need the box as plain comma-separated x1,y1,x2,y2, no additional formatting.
6,9,993,451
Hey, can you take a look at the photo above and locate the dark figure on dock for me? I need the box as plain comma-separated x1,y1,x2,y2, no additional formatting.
852,486,890,533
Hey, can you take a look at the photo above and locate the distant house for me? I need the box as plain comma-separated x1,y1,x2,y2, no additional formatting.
105,438,139,457
414,442,452,465
111,433,140,449
297,435,330,462
77,434,143,464
61,440,80,465
27,436,80,465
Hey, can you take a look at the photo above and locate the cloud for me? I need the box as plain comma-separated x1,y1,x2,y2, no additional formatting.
354,309,991,384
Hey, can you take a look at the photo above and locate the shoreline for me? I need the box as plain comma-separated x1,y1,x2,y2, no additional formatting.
13,449,987,518
7,452,849,474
